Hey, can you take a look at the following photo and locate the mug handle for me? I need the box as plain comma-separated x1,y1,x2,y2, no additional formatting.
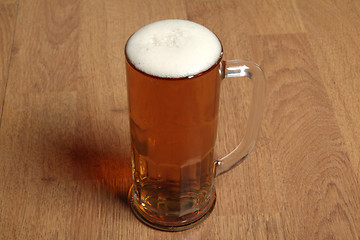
215,60,266,176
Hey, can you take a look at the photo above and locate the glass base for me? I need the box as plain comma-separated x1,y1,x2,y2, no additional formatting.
128,185,216,231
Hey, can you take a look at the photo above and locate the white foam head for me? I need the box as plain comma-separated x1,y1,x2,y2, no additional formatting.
126,19,222,78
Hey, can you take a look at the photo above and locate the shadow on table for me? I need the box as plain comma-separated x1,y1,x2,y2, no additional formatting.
67,139,132,206
25,100,133,208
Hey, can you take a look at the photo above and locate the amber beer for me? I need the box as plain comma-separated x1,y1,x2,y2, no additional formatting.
126,59,221,224
126,19,223,229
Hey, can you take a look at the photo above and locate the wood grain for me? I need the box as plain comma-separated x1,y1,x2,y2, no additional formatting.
0,0,17,122
0,0,360,239
297,0,360,179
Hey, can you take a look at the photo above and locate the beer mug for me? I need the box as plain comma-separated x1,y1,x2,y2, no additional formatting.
125,19,265,231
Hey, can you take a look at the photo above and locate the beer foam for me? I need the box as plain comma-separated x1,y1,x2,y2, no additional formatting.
126,19,222,78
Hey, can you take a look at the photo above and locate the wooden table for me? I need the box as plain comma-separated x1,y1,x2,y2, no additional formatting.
1,0,359,239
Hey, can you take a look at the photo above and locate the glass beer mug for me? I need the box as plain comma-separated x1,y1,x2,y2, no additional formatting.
125,19,265,231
